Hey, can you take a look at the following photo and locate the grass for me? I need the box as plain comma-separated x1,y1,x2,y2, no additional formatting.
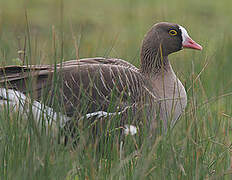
0,0,232,179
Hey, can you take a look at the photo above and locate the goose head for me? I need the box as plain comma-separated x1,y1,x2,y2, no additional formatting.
140,22,202,73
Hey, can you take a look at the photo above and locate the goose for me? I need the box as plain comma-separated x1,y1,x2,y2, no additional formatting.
0,22,202,136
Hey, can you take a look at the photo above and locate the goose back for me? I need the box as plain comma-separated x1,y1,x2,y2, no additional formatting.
0,58,158,121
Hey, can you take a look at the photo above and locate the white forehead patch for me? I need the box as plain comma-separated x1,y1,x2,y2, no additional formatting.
179,25,190,43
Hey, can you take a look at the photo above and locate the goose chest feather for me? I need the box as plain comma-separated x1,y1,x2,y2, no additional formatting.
0,22,202,132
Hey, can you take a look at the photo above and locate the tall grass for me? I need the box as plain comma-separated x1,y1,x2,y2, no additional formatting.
0,0,232,179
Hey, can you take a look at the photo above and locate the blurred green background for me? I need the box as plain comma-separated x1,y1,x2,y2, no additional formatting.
1,0,232,179
0,0,228,61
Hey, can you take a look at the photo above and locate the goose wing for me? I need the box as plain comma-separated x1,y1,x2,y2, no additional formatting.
0,58,154,116
50,63,147,117
0,57,137,83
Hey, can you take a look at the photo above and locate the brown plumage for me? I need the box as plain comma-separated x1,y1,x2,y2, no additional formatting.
0,22,202,134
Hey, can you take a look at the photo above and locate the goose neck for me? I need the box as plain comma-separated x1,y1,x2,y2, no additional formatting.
140,51,169,74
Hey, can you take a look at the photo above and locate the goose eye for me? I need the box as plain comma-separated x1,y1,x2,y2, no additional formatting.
169,29,177,36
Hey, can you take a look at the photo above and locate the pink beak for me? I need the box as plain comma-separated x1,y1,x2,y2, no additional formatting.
182,37,202,50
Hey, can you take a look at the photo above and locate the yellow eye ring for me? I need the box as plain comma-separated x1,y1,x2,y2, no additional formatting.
169,29,177,36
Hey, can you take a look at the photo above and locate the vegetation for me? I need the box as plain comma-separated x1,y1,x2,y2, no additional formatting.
0,0,232,179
